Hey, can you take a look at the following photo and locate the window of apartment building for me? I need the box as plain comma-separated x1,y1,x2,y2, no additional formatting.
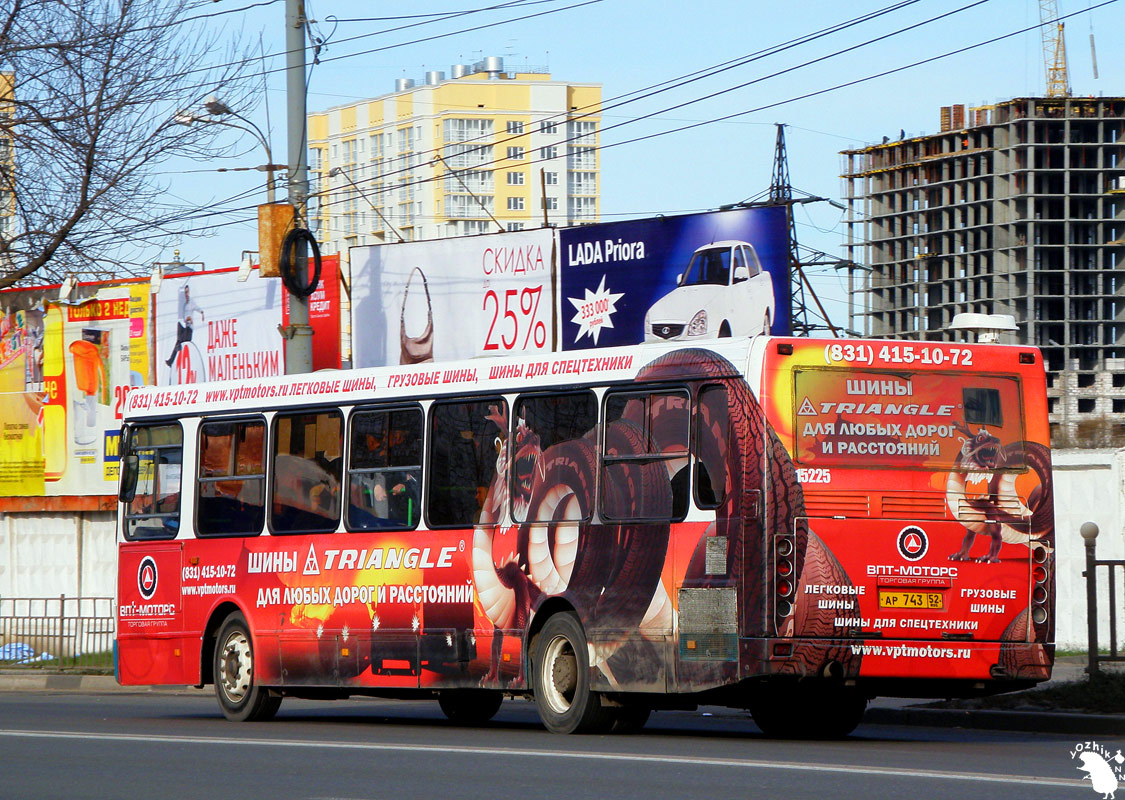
506,120,525,135
568,171,597,194
544,171,558,185
507,197,525,211
506,222,525,232
342,139,356,164
444,118,493,143
507,146,525,160
568,196,596,220
444,142,490,169
447,195,495,218
540,120,558,134
540,197,558,211
568,146,596,169
539,145,558,160
568,120,597,144
461,221,491,235
445,170,494,195
507,171,525,186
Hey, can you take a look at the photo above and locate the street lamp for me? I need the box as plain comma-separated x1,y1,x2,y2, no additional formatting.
175,96,286,203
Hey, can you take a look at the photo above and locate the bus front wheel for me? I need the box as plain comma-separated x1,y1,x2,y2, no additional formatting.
214,612,282,722
437,689,503,725
532,613,613,734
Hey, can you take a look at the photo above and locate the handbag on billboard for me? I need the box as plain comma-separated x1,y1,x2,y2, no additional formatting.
399,266,434,364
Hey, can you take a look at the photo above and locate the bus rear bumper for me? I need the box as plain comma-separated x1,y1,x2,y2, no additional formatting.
745,637,1053,688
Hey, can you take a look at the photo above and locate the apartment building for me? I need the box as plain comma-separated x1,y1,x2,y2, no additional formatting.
307,57,601,251
841,96,1125,443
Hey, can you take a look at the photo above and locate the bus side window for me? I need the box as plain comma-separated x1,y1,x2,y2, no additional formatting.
271,410,343,534
694,384,729,509
197,418,266,536
427,397,506,528
601,389,690,521
122,423,183,541
510,391,597,523
347,406,423,531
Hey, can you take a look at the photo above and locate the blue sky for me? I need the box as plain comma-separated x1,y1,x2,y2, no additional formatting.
170,0,1125,331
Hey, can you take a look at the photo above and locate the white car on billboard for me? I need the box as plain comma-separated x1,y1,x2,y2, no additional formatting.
643,240,775,341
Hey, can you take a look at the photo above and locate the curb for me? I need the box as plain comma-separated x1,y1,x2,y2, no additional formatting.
864,705,1125,736
0,674,198,694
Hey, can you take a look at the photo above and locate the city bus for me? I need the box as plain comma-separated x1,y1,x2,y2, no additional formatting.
115,336,1054,736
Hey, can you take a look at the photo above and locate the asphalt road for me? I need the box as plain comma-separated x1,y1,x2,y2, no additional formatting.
0,691,1100,800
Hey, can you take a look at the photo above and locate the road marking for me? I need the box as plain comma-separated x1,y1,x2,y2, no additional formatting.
0,728,1082,787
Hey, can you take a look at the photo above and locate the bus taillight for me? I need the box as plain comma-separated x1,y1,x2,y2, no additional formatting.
775,536,796,621
1031,543,1050,625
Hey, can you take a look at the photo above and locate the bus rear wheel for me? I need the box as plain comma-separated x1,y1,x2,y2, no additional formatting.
533,613,613,734
437,689,503,725
214,612,282,722
610,703,651,733
750,683,865,739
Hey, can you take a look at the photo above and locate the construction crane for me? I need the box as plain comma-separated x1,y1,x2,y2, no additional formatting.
1040,0,1070,97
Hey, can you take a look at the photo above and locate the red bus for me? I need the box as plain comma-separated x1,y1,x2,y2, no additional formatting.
116,337,1054,736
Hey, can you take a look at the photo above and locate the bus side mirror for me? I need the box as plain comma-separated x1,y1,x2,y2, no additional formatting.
119,454,139,503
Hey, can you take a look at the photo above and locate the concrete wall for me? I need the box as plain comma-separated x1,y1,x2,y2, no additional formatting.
1052,449,1125,650
0,511,116,599
3,450,1124,651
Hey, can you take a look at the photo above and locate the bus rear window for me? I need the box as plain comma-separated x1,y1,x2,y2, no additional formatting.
791,369,1025,470
963,387,1003,427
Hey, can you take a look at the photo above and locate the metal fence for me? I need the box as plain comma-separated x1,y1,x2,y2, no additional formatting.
1082,522,1125,676
0,596,115,672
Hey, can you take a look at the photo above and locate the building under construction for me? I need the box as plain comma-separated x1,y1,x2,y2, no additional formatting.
841,96,1125,444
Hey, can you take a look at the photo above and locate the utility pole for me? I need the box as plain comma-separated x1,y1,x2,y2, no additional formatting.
284,0,313,374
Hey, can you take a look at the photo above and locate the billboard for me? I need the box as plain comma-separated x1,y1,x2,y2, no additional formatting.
282,254,341,372
0,283,150,496
155,267,284,386
558,207,790,349
350,230,555,368
349,209,788,369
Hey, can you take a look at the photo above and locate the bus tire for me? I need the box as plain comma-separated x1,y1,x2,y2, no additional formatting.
437,689,503,725
610,704,651,733
533,613,613,734
750,683,865,739
214,612,281,722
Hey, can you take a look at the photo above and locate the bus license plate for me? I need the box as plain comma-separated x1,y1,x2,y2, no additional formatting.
878,590,944,610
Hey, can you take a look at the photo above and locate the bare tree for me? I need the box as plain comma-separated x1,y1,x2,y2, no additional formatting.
0,0,261,288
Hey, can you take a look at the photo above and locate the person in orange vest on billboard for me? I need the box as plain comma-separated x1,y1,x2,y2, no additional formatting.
165,282,205,367
68,338,107,445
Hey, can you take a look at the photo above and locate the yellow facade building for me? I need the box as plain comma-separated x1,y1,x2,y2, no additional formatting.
307,58,601,251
